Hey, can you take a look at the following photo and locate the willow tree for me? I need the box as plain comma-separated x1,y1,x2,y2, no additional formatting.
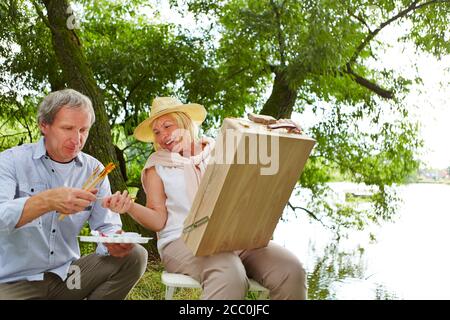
183,0,449,116
174,0,450,230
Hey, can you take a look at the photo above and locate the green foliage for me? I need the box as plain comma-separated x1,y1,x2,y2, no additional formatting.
406,0,450,57
295,94,422,231
0,95,41,151
180,0,437,187
126,263,202,300
78,222,96,256
1,0,448,236
0,1,62,92
80,0,216,131
127,261,265,300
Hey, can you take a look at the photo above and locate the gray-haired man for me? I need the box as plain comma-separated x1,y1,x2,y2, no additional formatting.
0,89,147,299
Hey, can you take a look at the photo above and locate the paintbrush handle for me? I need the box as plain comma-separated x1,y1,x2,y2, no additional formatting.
59,163,115,221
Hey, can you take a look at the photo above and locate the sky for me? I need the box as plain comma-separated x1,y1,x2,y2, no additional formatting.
378,26,450,169
148,2,450,169
409,58,449,169
408,56,450,169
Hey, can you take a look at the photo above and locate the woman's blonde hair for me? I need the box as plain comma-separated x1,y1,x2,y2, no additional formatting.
152,111,199,150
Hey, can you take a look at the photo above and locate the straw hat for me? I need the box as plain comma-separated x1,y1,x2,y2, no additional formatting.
134,97,207,142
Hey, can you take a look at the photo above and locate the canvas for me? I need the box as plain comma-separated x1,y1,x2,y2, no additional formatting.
182,117,316,256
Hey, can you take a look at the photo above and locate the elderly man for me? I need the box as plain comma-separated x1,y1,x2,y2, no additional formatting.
0,89,147,299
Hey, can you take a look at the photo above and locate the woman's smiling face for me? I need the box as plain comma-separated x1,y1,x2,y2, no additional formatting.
152,114,183,152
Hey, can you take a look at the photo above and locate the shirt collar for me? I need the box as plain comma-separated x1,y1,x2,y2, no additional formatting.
32,137,84,166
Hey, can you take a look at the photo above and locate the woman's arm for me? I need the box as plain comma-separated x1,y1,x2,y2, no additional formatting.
128,167,168,231
102,167,168,232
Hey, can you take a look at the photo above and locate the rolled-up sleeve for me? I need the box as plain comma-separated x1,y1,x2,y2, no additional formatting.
0,150,26,234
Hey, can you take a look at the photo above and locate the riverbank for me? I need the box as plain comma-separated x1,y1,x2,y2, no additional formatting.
98,183,450,300
414,179,450,185
274,183,450,299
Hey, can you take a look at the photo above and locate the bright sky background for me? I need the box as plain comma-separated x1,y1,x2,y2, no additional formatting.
377,24,450,169
406,56,450,169
148,2,450,169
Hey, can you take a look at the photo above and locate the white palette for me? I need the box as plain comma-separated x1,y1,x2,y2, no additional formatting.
79,232,152,244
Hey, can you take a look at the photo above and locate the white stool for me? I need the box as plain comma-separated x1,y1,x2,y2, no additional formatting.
161,271,269,300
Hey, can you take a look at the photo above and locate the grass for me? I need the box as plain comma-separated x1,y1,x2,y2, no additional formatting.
126,260,264,300
126,261,202,300
79,236,262,300
78,235,199,299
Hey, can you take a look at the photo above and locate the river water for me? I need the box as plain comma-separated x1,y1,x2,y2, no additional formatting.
273,183,450,300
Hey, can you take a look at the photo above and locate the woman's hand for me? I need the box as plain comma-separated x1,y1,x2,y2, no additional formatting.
102,190,133,214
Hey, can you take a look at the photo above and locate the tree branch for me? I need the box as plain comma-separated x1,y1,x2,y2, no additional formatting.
0,111,18,132
345,65,394,99
414,0,450,11
105,83,129,122
347,8,372,32
128,72,152,99
270,0,287,66
0,131,29,138
268,64,277,73
287,201,328,228
122,71,154,120
12,111,33,141
343,1,447,99
348,0,447,66
225,65,251,81
31,0,52,30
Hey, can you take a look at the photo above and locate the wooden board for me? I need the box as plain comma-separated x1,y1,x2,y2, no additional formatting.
182,117,316,256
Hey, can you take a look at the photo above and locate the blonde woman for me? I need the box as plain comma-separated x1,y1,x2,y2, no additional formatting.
102,97,307,299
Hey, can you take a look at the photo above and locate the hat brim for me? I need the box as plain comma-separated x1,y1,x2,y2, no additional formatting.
133,103,206,142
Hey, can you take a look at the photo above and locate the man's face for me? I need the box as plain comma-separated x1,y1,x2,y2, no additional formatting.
40,106,92,162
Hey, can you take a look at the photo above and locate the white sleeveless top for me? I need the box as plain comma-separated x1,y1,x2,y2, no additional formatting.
154,165,193,253
141,138,214,254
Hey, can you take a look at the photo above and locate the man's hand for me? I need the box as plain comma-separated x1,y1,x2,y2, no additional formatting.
46,187,97,215
103,230,134,258
17,187,97,228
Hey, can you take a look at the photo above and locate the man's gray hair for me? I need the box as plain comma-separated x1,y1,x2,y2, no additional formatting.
37,88,95,126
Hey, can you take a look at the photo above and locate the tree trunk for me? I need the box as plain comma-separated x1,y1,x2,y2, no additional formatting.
260,68,298,119
42,0,158,259
135,186,159,260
